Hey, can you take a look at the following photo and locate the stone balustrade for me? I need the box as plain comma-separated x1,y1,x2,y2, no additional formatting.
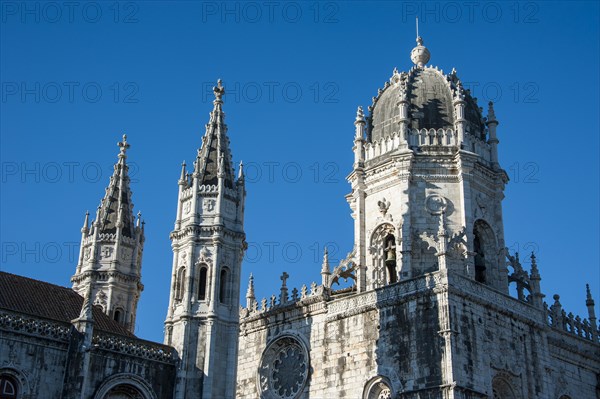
545,295,599,343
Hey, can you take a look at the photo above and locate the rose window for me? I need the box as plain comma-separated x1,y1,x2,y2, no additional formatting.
258,336,309,399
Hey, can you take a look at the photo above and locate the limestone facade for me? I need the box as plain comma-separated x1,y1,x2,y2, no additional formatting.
1,36,598,399
236,37,600,399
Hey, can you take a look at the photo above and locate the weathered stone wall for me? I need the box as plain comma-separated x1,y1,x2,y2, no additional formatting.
447,272,600,399
238,273,449,398
238,271,600,399
0,310,177,399
0,326,69,398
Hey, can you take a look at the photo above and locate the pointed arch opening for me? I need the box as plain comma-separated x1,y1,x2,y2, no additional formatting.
370,223,398,288
104,384,145,399
384,234,397,284
113,307,124,323
93,373,157,399
198,265,208,301
219,267,229,304
492,376,516,399
175,267,186,301
473,219,497,285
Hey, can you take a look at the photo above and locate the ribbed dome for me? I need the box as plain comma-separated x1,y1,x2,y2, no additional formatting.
367,67,485,143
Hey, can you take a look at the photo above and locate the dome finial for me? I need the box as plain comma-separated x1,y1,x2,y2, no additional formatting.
411,17,430,68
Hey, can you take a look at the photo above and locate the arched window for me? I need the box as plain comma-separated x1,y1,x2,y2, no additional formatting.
492,377,516,399
175,267,186,301
104,383,145,398
363,376,393,399
473,220,497,285
219,268,228,304
113,308,123,323
383,234,397,284
473,232,486,283
0,374,18,399
198,266,208,301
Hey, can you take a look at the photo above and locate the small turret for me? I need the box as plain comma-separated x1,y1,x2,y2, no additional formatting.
353,106,366,169
321,247,331,287
246,273,256,310
486,101,500,168
528,252,544,310
586,284,598,341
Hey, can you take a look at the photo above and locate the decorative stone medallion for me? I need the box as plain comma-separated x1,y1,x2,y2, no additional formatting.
257,335,309,399
425,194,447,215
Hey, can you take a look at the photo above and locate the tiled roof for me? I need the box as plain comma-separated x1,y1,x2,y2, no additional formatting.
0,271,133,337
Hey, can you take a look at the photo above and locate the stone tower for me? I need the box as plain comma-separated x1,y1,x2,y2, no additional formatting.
164,80,246,399
71,135,145,334
347,35,508,294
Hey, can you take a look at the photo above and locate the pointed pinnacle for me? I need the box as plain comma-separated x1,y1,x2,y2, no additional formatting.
179,161,187,184
238,160,244,179
486,101,498,124
355,106,366,126
321,247,330,274
246,273,255,298
586,284,595,307
83,210,90,227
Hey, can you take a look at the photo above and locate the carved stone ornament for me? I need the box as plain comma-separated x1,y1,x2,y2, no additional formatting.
198,247,212,263
257,335,309,399
204,199,216,212
425,194,447,215
101,246,113,258
377,198,391,216
94,290,108,311
183,201,191,215
179,251,187,266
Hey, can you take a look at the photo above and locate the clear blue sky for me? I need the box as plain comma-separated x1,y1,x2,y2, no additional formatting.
1,1,598,342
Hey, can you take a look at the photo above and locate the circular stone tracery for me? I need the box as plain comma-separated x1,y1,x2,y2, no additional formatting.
258,336,309,399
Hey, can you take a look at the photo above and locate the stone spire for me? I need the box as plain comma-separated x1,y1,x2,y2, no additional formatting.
72,135,145,334
194,79,235,189
96,135,137,238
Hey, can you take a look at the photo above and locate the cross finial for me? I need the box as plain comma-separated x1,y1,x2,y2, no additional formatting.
118,134,130,158
213,79,225,102
280,271,289,287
